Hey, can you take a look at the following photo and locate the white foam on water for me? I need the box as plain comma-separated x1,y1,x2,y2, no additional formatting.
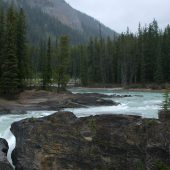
66,88,163,119
1,127,16,165
64,103,159,119
65,104,130,117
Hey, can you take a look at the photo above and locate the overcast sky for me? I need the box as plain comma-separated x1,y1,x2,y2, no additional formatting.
65,0,170,33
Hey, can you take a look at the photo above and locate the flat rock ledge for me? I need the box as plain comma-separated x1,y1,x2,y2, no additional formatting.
0,92,119,115
11,111,170,170
0,138,13,170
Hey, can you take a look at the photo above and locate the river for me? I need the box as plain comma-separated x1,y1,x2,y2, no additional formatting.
67,88,163,118
0,88,163,165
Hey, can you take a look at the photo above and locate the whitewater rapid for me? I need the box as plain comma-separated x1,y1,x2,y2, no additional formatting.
0,89,163,165
66,88,163,118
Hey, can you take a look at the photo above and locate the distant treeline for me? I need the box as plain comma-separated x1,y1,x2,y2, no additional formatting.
69,20,170,87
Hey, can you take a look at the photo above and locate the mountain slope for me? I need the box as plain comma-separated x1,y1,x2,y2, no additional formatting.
2,0,118,44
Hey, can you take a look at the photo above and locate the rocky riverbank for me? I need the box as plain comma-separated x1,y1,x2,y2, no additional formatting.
0,90,120,115
10,111,170,170
0,138,13,170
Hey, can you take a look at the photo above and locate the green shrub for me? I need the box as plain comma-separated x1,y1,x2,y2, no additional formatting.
152,160,170,170
162,89,170,111
29,117,36,123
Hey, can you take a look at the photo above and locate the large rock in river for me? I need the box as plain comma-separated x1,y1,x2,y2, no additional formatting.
11,111,170,170
0,138,13,170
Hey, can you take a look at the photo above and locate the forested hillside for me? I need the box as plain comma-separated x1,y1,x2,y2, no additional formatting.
0,4,170,98
2,0,117,44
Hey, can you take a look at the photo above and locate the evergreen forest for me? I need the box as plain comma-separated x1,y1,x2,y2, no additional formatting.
70,21,170,87
0,6,170,96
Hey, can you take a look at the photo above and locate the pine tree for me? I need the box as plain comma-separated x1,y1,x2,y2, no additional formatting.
162,89,170,111
99,37,106,84
87,38,95,84
105,37,114,84
80,45,88,86
42,37,52,89
154,35,163,83
16,8,27,89
1,7,19,95
162,25,170,83
55,35,70,91
69,46,81,83
0,7,5,82
138,24,146,84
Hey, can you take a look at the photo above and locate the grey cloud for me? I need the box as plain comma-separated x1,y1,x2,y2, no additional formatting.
65,0,170,33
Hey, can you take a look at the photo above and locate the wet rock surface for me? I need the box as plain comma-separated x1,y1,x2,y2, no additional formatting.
11,111,170,170
74,93,132,98
67,93,119,107
34,93,119,110
0,91,119,114
0,138,13,170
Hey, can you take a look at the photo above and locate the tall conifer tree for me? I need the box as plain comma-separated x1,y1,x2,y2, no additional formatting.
42,37,52,89
16,8,27,88
55,35,70,91
0,7,5,81
1,7,19,95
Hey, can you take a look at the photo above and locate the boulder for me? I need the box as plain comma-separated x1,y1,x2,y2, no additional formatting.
11,112,170,170
158,110,170,121
70,93,119,107
0,138,14,170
